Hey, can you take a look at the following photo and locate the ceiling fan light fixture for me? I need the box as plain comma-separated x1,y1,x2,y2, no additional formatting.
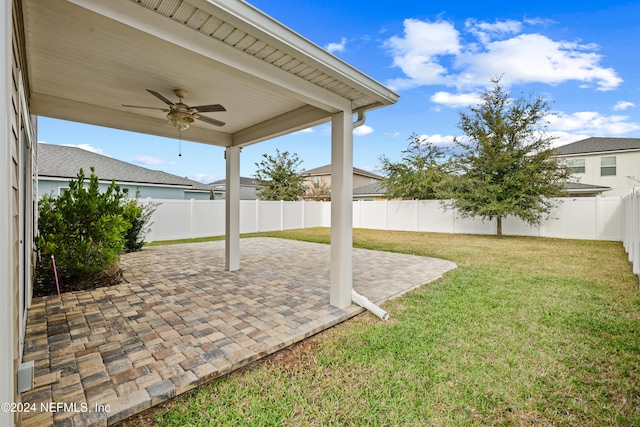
166,110,194,131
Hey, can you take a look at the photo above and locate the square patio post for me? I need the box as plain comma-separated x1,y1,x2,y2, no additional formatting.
330,110,353,308
225,146,240,271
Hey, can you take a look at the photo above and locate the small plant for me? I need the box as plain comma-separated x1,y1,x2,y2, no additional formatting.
122,191,157,252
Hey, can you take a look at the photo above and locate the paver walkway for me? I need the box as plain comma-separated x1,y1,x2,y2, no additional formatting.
20,238,457,426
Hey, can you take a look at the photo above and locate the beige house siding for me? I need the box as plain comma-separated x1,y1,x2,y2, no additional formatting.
563,150,639,197
304,171,381,196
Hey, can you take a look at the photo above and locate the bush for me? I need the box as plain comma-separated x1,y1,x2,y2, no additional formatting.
35,167,154,292
122,192,157,252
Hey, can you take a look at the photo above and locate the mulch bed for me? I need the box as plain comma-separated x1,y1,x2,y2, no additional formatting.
33,268,124,298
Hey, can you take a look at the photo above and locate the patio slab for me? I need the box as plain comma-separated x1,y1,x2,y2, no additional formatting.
20,237,457,426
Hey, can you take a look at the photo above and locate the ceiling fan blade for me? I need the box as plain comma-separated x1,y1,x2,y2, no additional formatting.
146,89,176,106
197,115,225,127
192,104,226,113
122,105,169,111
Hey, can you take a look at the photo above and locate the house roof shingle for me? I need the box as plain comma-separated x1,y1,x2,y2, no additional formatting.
556,137,640,155
565,182,611,191
38,143,211,191
210,177,259,187
304,164,383,180
353,182,386,196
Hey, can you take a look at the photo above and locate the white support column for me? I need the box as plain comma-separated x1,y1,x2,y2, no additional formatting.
330,110,353,308
225,146,241,271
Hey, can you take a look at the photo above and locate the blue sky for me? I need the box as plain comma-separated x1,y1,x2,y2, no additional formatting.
38,0,640,183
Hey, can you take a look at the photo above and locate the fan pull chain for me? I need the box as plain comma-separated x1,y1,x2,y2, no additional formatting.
178,129,182,157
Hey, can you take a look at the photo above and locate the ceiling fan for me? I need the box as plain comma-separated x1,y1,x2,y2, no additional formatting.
123,89,226,130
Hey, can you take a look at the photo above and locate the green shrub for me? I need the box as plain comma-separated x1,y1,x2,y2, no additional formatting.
122,194,157,252
35,167,154,289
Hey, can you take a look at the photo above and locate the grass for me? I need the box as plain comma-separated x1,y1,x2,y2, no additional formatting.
125,229,640,426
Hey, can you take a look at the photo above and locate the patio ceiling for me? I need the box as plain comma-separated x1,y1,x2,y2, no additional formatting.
22,0,398,147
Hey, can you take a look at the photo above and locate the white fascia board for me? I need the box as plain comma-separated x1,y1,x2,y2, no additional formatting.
66,0,352,113
39,176,195,189
196,0,399,106
31,93,232,147
556,148,640,157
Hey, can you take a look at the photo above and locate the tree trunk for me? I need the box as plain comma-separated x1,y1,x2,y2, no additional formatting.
496,216,503,238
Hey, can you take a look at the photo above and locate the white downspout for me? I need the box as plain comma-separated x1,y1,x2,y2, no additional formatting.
352,290,389,321
353,110,366,128
350,111,389,321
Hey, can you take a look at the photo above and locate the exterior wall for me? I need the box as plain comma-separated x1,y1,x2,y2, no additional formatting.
563,151,640,196
184,190,210,200
352,195,385,201
2,0,35,424
38,179,209,200
304,173,380,193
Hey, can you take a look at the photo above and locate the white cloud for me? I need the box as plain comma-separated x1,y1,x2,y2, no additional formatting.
548,131,591,148
353,124,373,136
614,101,636,111
189,173,220,184
358,165,383,174
546,111,640,136
134,155,164,165
457,34,622,90
523,17,556,27
385,18,622,92
62,143,104,155
465,19,522,44
326,37,347,54
385,19,461,90
430,91,482,108
293,127,314,134
417,133,457,146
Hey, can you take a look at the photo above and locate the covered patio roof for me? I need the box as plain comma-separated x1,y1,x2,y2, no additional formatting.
23,0,398,147
22,0,399,310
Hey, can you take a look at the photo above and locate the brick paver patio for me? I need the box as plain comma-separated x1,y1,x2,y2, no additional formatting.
20,237,457,426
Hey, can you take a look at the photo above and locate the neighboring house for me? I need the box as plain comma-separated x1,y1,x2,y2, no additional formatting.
38,143,212,200
304,164,383,195
556,137,640,197
564,182,612,197
353,182,387,201
210,177,259,200
3,2,397,423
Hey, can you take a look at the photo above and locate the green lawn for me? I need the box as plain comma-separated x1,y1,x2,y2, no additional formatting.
129,229,640,426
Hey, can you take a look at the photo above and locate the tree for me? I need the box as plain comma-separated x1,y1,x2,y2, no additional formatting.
304,181,331,201
442,78,571,237
254,149,307,201
379,133,450,200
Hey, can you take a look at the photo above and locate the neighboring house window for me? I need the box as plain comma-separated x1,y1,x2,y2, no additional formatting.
58,187,70,195
567,158,585,174
313,177,320,184
600,156,616,176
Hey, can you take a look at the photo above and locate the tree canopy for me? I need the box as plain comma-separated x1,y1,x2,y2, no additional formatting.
254,149,307,201
379,133,450,200
442,78,571,237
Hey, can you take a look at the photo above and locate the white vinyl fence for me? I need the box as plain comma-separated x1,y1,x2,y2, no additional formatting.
622,188,640,276
144,196,623,243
